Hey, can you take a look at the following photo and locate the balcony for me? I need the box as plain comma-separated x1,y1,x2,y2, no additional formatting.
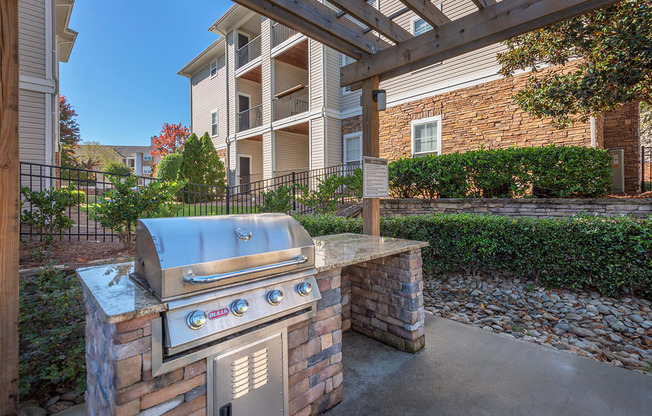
237,104,263,133
272,23,299,49
236,35,261,70
273,85,309,121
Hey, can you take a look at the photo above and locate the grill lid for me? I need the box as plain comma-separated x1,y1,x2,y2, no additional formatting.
133,214,315,300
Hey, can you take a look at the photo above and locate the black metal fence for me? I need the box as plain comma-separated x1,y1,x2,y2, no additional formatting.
19,161,362,241
642,146,651,192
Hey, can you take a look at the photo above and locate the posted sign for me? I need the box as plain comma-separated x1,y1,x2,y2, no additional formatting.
363,156,389,198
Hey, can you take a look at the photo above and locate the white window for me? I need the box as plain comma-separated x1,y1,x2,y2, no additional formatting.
126,157,135,168
142,166,152,175
143,153,152,161
343,132,362,164
211,109,218,137
411,116,441,156
412,17,433,36
210,60,217,78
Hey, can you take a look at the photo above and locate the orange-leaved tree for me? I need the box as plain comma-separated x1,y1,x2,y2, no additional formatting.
151,122,190,159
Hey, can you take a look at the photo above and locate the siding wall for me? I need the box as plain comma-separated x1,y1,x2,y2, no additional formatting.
261,17,273,178
236,78,263,109
324,47,340,111
273,60,308,96
236,138,263,180
19,0,46,78
19,90,46,164
309,39,323,110
274,130,309,174
325,116,342,167
191,54,227,149
310,117,324,170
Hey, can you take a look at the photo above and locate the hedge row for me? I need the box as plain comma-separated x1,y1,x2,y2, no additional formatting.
389,145,612,199
296,213,652,299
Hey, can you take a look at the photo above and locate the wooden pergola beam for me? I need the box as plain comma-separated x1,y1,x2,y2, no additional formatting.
341,0,621,86
250,0,391,53
233,0,373,58
399,0,451,27
328,0,412,43
471,0,496,10
0,0,20,413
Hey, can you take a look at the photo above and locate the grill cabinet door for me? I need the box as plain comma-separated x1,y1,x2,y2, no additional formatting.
211,332,286,416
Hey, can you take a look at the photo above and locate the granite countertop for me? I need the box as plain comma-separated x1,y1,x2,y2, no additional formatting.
77,233,428,324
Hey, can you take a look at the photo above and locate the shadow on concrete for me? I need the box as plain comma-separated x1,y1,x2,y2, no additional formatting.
326,315,652,416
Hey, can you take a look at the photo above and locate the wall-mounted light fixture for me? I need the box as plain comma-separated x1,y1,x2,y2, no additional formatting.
360,89,387,111
373,90,386,111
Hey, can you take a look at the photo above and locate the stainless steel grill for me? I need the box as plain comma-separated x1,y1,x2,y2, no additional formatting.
134,214,321,416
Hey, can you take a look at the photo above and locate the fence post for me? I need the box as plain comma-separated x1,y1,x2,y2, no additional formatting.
226,186,230,215
641,146,645,193
292,172,297,213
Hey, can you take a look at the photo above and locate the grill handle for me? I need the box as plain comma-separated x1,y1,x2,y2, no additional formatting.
183,255,309,285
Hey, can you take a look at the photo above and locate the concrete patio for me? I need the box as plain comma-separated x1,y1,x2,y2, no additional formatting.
326,314,652,416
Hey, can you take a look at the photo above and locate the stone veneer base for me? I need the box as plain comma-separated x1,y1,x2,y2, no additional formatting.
84,249,424,416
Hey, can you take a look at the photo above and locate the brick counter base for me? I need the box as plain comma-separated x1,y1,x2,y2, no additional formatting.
84,249,425,416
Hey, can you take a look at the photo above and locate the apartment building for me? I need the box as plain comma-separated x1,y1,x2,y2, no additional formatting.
179,0,640,192
18,0,77,166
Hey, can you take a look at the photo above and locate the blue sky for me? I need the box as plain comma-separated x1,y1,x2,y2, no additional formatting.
60,0,233,146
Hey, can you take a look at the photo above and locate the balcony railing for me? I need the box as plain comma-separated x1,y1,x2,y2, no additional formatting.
238,104,263,133
236,35,261,70
272,23,299,48
273,85,309,121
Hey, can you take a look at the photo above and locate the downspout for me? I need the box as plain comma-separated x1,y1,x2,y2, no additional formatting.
225,40,232,185
590,116,597,148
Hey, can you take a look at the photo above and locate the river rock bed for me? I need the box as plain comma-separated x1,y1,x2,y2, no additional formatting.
424,274,652,373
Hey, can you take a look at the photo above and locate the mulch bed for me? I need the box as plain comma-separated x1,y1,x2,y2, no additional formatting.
609,191,652,199
20,240,132,269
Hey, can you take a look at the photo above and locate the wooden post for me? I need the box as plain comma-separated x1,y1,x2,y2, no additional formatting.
0,0,20,414
362,75,380,236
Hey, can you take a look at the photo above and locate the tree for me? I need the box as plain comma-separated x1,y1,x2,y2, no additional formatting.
156,152,183,180
76,141,120,170
178,133,203,183
151,122,189,159
498,0,652,128
91,175,183,248
59,95,81,167
200,133,226,188
103,161,132,176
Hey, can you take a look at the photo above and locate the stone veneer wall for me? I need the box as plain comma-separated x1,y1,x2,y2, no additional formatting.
378,198,652,219
85,250,425,416
342,66,640,192
84,294,208,416
346,250,425,353
603,102,640,193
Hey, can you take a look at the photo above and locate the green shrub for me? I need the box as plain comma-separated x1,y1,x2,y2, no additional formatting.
156,152,183,180
296,213,652,299
296,173,362,214
70,189,86,204
260,185,295,213
525,145,612,197
19,267,85,398
20,186,77,244
91,174,184,247
387,145,612,199
103,161,132,176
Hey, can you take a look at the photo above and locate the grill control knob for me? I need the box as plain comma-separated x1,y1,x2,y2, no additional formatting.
267,289,284,306
231,299,249,317
186,310,207,330
296,281,313,297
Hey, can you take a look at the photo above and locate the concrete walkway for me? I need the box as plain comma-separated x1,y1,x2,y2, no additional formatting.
326,315,652,416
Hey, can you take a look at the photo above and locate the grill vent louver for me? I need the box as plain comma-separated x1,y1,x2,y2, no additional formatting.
231,348,269,399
